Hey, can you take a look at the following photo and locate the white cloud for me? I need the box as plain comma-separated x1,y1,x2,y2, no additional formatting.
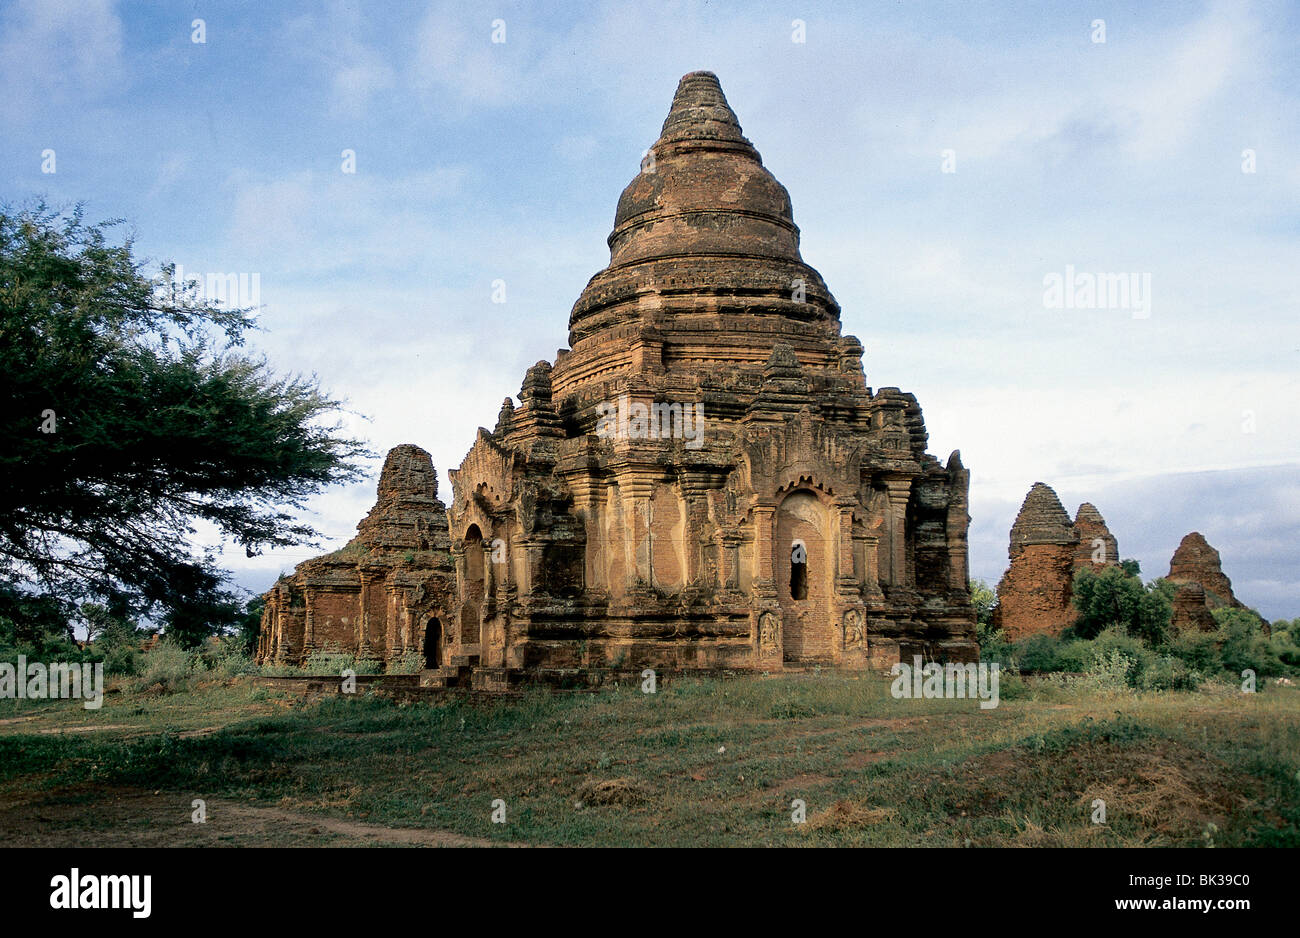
285,4,398,118
0,0,124,121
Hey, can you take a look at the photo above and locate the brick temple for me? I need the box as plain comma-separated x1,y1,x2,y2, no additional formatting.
256,71,978,680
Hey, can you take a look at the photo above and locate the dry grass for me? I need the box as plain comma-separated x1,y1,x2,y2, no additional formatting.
575,777,652,807
0,673,1295,846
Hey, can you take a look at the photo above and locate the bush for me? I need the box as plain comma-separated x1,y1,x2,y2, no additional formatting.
1139,655,1204,692
1090,627,1155,681
386,650,425,675
1068,649,1138,693
996,668,1030,700
1054,640,1095,674
303,650,383,676
102,644,139,677
1216,608,1285,678
210,640,256,678
977,623,1015,667
1015,633,1063,673
1160,629,1222,674
132,639,195,693
1268,620,1300,669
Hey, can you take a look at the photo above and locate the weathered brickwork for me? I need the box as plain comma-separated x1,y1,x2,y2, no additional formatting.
993,483,1081,640
256,445,455,667
257,72,978,673
1167,532,1241,609
1072,502,1119,571
1166,531,1262,631
993,489,1263,639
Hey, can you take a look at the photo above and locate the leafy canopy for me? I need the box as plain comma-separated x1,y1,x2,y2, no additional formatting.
0,204,369,638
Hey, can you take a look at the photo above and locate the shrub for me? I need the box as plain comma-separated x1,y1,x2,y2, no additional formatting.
1090,627,1154,681
977,623,1015,667
211,642,256,678
303,650,383,676
1054,640,1095,674
1268,621,1300,669
1071,565,1173,642
102,644,139,677
996,668,1030,700
386,651,425,675
132,639,195,693
1160,629,1222,673
1216,608,1285,679
1014,633,1063,673
1139,655,1204,692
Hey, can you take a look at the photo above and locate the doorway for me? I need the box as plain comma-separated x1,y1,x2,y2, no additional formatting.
422,618,441,669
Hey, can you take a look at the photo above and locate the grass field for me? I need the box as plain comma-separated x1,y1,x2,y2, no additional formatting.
1,672,1297,847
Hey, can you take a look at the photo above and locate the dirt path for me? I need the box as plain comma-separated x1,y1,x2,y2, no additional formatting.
0,789,509,848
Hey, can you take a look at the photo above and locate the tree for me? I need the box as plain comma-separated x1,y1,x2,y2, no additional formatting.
969,579,996,628
0,583,79,657
1214,607,1283,677
1071,565,1171,642
0,204,369,638
235,595,267,655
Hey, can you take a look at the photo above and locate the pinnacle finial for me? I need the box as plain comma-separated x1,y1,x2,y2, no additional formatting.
657,70,750,150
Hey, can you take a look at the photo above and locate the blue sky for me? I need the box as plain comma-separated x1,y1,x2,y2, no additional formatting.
3,0,1297,618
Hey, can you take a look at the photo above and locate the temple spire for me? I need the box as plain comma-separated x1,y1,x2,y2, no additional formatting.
655,70,754,154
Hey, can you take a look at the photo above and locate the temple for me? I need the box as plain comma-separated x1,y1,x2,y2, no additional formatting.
256,71,978,679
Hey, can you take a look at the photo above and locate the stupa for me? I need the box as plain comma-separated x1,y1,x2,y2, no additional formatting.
257,72,978,677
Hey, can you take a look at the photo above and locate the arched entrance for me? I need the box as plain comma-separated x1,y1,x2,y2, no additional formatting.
461,525,485,643
775,490,832,660
422,618,441,669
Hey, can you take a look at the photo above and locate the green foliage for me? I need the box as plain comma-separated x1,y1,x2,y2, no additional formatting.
386,650,425,675
996,668,1030,700
1160,629,1221,673
1015,633,1064,672
162,584,241,649
969,578,996,628
0,203,369,633
235,595,265,656
1268,619,1300,668
1139,655,1205,692
195,635,257,678
82,601,145,675
0,585,82,659
1053,640,1096,674
1089,627,1155,678
302,650,383,676
1048,649,1137,694
1214,607,1284,678
132,639,195,693
1071,565,1171,642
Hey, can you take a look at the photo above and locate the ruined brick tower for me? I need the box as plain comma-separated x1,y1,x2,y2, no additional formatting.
258,71,978,675
992,483,1122,640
